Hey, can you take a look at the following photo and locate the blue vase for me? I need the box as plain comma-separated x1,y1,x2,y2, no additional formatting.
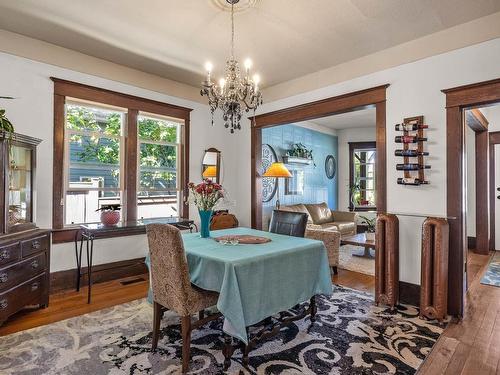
198,210,213,238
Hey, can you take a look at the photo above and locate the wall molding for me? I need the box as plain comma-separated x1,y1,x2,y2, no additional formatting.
0,29,203,103
399,281,420,307
50,257,148,293
263,12,500,101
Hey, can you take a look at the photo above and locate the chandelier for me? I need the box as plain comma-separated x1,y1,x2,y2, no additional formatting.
201,0,263,133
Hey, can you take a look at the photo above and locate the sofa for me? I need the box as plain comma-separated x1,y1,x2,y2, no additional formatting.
280,203,358,274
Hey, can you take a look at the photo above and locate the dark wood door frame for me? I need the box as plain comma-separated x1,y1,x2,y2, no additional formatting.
442,77,500,317
490,131,500,251
250,84,389,229
465,109,489,255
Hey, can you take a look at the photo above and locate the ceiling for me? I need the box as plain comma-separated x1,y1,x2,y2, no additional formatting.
307,107,376,130
0,0,498,89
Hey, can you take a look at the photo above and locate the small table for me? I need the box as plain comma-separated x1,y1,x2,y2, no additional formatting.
341,233,375,258
75,217,195,304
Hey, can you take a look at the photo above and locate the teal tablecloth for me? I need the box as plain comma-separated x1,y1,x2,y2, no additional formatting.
147,227,332,344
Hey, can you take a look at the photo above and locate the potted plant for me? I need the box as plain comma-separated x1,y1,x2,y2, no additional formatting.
96,204,121,226
0,96,15,140
188,179,225,238
349,180,361,210
283,143,316,166
359,215,376,241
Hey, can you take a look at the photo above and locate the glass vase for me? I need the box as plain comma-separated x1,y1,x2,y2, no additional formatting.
198,209,213,238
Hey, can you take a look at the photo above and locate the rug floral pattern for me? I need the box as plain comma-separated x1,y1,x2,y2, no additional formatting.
0,285,444,375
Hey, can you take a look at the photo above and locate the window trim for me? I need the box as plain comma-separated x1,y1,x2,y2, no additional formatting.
348,141,377,212
52,78,192,234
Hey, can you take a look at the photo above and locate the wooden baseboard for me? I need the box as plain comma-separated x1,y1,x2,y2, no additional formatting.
467,236,476,249
50,257,148,293
399,281,420,306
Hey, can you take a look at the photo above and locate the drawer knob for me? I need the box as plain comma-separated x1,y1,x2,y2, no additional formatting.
0,273,7,283
0,250,9,261
31,282,39,291
0,299,7,310
32,240,41,250
31,260,39,269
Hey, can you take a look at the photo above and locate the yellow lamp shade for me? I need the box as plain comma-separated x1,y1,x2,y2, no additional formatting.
263,162,292,178
203,165,217,178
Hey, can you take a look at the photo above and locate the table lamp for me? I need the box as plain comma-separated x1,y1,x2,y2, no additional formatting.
263,162,292,209
203,165,217,179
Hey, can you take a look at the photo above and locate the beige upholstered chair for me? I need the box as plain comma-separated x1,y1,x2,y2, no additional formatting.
306,228,341,275
146,223,220,373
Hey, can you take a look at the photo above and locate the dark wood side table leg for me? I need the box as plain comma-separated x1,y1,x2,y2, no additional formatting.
86,233,95,304
75,230,84,292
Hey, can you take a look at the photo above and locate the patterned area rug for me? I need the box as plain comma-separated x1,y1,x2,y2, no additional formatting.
481,251,500,287
339,245,375,276
0,285,444,375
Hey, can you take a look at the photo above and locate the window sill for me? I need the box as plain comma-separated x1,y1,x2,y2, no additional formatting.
349,206,377,212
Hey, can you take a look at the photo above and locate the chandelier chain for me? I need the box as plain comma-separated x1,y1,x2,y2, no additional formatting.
231,2,235,58
200,0,262,133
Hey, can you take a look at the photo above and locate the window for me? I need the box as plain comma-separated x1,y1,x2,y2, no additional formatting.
349,142,376,211
65,102,125,225
137,114,181,219
52,78,191,232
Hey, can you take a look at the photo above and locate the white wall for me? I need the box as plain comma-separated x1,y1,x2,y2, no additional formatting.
466,125,476,237
336,127,376,212
0,51,249,272
233,37,500,285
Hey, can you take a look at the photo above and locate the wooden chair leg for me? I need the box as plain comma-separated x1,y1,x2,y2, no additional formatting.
152,301,162,350
181,316,192,373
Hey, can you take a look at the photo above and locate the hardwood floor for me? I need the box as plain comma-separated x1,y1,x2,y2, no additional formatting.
1,251,498,375
0,274,149,336
333,267,375,294
417,250,499,375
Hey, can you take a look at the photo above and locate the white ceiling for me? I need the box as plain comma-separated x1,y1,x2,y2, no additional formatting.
306,107,376,130
0,0,498,89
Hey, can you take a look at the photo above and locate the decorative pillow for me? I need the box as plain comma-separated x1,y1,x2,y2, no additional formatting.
305,202,333,224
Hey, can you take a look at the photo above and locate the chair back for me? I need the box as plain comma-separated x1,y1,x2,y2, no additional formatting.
269,209,308,237
146,223,193,315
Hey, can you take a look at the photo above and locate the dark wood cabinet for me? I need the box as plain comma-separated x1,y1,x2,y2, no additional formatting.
0,132,50,325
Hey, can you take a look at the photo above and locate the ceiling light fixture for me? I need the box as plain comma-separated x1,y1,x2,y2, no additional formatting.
201,0,263,133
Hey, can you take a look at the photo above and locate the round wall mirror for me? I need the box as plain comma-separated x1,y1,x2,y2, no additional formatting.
201,148,222,183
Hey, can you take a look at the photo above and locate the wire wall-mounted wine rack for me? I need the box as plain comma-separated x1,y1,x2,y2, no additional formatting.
395,115,430,186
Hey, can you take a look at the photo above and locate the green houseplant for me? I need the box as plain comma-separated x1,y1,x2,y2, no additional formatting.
359,215,376,241
285,143,316,166
0,96,15,138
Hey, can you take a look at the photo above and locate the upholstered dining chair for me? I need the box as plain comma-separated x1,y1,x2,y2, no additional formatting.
146,223,220,373
269,209,308,237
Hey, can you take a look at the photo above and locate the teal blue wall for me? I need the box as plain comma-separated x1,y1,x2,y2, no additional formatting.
262,124,338,226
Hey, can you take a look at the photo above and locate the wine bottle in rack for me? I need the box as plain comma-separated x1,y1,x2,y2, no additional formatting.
397,177,429,186
394,149,429,157
396,163,431,171
395,135,428,144
395,123,429,131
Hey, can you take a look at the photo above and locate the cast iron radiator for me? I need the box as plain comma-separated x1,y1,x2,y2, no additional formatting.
420,217,449,321
375,213,399,308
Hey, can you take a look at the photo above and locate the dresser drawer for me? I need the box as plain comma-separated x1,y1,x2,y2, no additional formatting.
21,234,50,258
0,252,47,293
0,274,46,321
0,242,21,268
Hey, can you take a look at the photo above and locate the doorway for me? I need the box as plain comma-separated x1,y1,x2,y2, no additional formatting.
251,85,388,293
443,77,500,317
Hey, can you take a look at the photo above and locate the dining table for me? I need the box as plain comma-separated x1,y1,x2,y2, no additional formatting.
146,226,333,368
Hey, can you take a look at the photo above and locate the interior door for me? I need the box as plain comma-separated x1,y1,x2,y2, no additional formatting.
495,144,500,250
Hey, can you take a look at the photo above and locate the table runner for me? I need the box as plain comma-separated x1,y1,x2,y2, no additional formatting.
182,227,332,343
